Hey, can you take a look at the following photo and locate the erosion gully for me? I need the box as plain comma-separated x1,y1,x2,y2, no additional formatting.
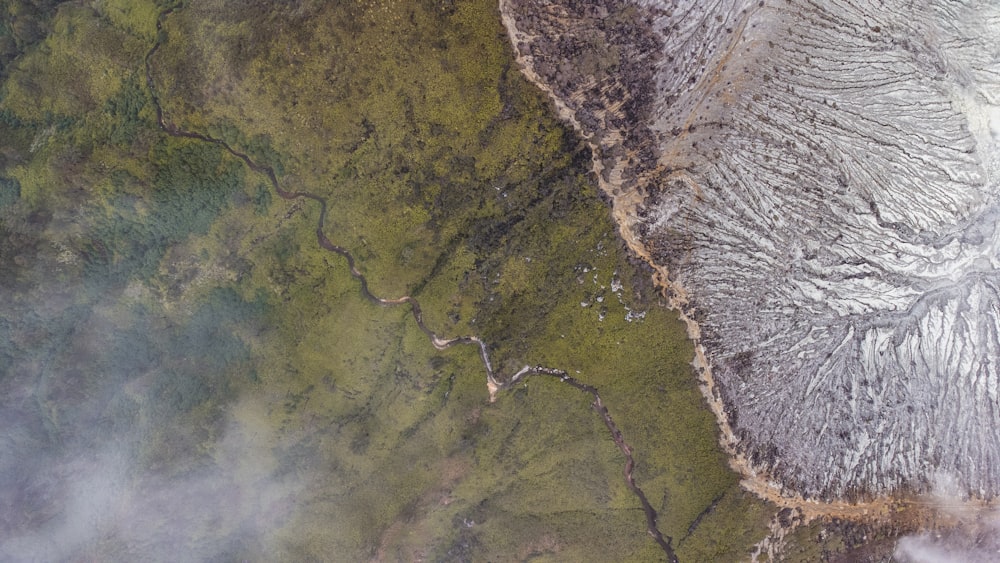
144,7,678,561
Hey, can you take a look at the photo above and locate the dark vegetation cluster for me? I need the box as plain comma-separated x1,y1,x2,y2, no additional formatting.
0,0,66,75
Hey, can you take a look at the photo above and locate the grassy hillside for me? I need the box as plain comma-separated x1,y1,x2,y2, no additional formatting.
0,0,787,560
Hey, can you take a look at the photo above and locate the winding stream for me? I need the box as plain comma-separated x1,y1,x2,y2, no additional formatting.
144,7,678,561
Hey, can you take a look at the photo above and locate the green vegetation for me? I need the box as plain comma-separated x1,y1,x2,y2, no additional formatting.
0,0,875,560
0,0,67,76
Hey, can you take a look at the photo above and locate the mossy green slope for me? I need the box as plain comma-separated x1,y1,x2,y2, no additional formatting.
0,0,787,560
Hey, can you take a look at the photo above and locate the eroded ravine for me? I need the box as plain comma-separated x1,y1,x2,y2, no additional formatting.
497,0,880,519
144,7,678,561
499,0,1000,526
496,0,874,521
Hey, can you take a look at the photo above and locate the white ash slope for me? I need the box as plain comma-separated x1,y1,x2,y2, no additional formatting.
503,0,1000,499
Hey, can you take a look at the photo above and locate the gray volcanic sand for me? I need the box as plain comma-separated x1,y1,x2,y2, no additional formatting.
504,0,1000,499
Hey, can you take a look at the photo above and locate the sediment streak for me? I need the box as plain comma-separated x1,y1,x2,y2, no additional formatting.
500,0,1000,502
